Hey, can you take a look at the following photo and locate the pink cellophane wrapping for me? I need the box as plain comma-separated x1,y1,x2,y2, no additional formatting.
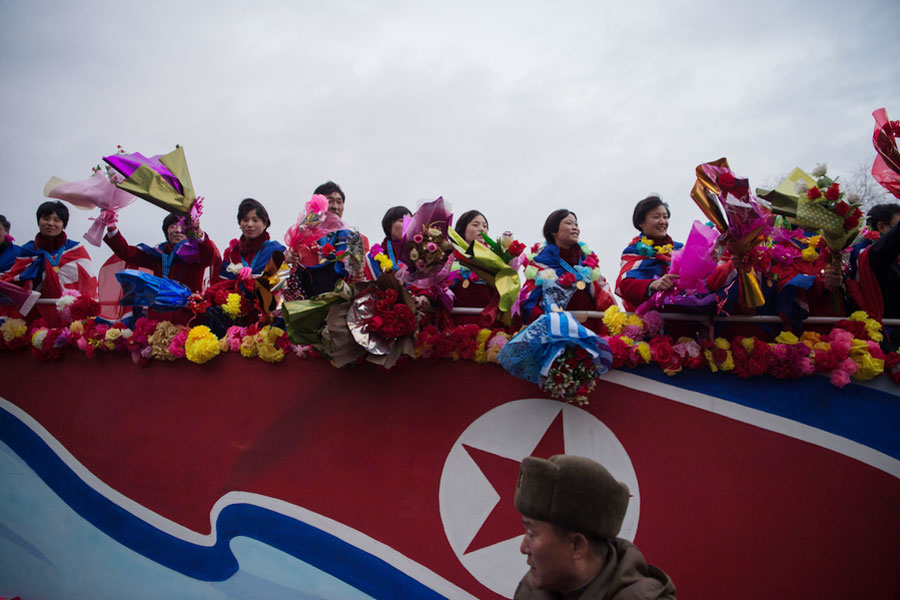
872,108,900,199
398,197,453,286
284,194,346,256
669,221,719,294
44,172,138,246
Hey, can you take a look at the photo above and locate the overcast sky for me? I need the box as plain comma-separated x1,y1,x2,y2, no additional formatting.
1,0,898,275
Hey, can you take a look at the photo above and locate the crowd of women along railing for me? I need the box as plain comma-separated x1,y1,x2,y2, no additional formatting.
3,109,900,351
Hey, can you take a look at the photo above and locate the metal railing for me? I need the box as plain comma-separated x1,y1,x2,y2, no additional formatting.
35,299,900,332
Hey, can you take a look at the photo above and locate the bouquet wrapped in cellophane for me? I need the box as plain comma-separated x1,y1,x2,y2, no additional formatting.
757,163,863,280
691,158,773,309
397,197,455,309
447,228,525,324
872,107,900,199
43,147,139,246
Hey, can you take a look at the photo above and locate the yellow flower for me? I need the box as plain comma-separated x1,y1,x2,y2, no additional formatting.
850,347,883,381
624,313,644,328
848,310,868,322
69,321,84,335
714,337,730,350
774,331,799,345
223,293,243,319
257,343,284,363
1,318,27,342
619,336,635,346
812,341,831,353
800,246,819,262
105,328,122,342
376,253,393,272
741,337,756,353
634,342,651,363
863,318,883,342
704,349,718,373
240,335,258,358
721,352,735,371
185,325,220,364
603,305,626,335
474,328,492,363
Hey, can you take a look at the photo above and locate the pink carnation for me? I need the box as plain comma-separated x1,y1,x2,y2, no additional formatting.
770,344,790,361
487,335,508,351
225,326,245,352
306,194,328,214
839,358,858,376
830,368,851,388
642,311,664,337
168,328,189,358
828,329,853,354
622,324,643,340
796,356,815,376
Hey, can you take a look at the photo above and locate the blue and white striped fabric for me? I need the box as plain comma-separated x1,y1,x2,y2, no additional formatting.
498,310,613,387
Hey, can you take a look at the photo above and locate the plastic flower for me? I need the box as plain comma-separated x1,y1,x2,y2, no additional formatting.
775,331,799,345
1,318,27,342
240,333,258,358
801,245,820,262
148,321,182,361
602,305,626,336
185,325,220,364
223,293,244,319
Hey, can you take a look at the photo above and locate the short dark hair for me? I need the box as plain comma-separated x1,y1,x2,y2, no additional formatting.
314,181,345,202
454,210,488,240
543,209,576,246
162,213,180,236
36,201,69,227
381,205,411,238
237,198,271,228
632,196,670,231
866,203,900,230
0,214,9,232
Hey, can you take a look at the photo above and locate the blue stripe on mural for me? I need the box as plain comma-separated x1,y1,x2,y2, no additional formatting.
625,365,900,461
0,405,448,600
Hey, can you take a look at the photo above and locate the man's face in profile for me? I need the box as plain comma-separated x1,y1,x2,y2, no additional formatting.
520,516,578,591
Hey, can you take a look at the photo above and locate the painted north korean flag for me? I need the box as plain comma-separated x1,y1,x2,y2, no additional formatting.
1,352,898,599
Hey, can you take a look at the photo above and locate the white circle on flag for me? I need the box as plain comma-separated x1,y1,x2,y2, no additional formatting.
438,398,639,598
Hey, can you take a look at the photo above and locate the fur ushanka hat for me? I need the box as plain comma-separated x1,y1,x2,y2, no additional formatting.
514,455,629,541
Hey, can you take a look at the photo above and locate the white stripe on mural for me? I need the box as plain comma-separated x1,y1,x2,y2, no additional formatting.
603,371,900,479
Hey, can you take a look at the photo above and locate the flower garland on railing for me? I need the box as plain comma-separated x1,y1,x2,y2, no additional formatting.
0,292,896,390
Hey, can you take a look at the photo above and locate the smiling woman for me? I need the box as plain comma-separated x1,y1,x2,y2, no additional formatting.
2,201,97,325
518,209,617,330
219,198,285,282
615,196,683,312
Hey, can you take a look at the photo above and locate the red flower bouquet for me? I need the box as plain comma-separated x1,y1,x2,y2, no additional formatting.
542,345,598,405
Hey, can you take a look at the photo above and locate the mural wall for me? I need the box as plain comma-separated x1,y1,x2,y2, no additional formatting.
1,353,898,599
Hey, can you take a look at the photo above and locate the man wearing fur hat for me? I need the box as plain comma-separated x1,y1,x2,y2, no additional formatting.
515,455,676,600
